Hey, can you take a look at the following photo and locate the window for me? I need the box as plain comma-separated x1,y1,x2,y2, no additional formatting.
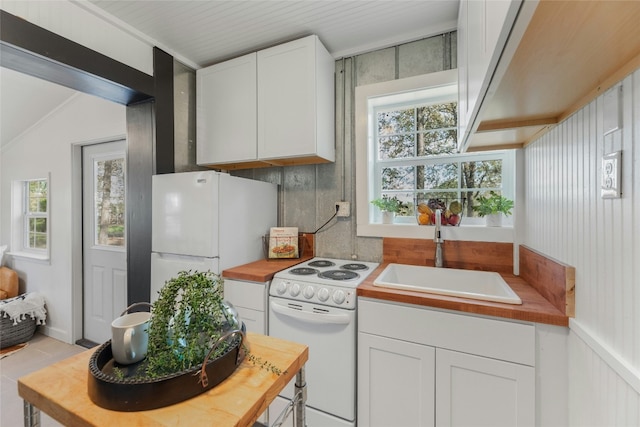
94,155,125,248
24,179,49,250
10,175,51,260
355,70,515,238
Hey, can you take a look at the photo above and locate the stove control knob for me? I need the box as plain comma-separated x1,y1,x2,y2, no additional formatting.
333,289,346,305
276,281,288,295
303,285,315,299
317,288,330,302
290,283,301,297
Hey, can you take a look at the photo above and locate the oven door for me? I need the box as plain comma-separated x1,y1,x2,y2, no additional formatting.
268,296,356,422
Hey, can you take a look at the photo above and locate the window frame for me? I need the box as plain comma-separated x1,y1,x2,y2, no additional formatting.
355,70,515,242
10,174,51,261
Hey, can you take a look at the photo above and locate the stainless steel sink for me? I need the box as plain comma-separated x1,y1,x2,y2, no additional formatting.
373,263,522,305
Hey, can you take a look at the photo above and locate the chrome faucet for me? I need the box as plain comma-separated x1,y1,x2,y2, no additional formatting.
434,209,444,268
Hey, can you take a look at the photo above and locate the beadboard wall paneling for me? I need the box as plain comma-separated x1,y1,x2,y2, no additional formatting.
524,68,640,425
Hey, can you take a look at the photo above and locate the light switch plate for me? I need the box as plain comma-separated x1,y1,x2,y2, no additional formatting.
601,151,622,199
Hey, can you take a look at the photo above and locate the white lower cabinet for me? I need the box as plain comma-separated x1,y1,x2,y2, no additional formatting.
435,348,534,427
358,298,535,427
358,333,435,427
223,278,268,335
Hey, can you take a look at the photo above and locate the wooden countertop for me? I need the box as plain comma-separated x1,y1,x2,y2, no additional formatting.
358,263,569,327
223,256,312,282
223,233,315,282
18,333,308,427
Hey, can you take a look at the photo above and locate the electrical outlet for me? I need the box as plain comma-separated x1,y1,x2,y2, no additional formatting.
336,202,350,218
601,151,622,199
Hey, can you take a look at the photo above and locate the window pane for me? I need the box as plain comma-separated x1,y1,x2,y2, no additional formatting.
379,135,415,159
382,166,414,190
28,180,48,214
417,163,458,190
95,158,126,247
461,160,502,189
417,129,457,156
27,218,47,249
417,103,457,129
377,109,415,135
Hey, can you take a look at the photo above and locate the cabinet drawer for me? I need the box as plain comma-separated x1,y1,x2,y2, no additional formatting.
358,298,535,366
223,279,267,312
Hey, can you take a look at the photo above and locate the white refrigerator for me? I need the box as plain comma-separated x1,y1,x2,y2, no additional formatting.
150,171,277,302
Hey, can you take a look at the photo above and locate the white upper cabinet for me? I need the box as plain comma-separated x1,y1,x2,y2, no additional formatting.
457,0,522,151
258,35,335,163
197,35,335,169
197,53,257,165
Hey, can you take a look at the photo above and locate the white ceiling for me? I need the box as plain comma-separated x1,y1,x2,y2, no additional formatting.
84,0,459,68
0,0,459,147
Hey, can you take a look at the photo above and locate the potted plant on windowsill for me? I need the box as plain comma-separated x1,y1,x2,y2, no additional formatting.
472,192,514,227
371,196,402,224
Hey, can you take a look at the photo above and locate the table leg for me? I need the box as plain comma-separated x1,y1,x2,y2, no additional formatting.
293,365,306,427
23,400,40,427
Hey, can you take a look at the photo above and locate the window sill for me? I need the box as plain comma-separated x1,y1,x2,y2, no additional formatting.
357,223,514,243
7,251,51,264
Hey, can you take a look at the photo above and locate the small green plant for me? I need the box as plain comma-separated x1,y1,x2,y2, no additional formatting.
370,196,402,213
145,270,230,377
472,191,514,217
143,270,283,379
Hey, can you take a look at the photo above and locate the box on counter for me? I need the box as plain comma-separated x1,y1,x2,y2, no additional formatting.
268,227,299,259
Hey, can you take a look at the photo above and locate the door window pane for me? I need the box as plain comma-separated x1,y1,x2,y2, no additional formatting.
95,157,125,247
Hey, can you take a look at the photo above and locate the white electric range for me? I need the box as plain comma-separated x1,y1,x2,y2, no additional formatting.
268,257,379,427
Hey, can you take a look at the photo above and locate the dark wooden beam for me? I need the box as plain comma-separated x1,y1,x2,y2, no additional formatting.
153,47,175,174
0,9,154,104
0,9,177,305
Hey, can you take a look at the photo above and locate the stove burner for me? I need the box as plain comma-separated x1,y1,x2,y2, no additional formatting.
289,267,319,276
318,270,359,281
308,260,336,268
340,263,369,271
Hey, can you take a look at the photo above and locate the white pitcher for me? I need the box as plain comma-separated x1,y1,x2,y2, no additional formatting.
111,311,151,365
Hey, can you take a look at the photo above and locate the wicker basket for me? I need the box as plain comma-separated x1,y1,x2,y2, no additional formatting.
0,315,37,349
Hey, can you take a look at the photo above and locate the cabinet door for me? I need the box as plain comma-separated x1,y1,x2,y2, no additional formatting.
223,279,266,335
197,53,257,165
457,0,521,150
358,333,435,427
436,348,535,427
257,36,317,160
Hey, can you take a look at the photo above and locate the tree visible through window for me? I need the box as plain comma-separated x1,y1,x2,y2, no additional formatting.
374,100,507,219
95,157,125,247
25,179,48,250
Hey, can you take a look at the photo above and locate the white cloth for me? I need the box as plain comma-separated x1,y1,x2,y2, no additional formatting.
0,292,47,325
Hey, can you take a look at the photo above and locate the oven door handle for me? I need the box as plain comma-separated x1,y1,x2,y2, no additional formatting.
270,301,351,325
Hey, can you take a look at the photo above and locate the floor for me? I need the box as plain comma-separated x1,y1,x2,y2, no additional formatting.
1,332,85,426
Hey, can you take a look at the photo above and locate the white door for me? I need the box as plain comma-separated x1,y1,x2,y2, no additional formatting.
82,140,128,344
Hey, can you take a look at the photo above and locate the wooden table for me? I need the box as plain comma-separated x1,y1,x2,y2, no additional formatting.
18,333,308,427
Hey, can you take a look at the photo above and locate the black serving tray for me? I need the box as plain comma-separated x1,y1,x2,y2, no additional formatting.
87,326,245,411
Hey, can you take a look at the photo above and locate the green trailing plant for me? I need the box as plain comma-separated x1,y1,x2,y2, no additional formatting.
145,270,230,377
472,191,514,217
370,196,402,213
244,345,285,376
143,270,283,379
